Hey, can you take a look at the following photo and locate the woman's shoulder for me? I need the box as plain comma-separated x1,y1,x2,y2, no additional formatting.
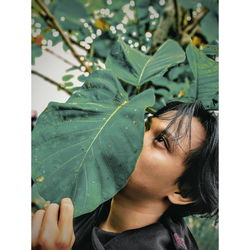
160,213,199,250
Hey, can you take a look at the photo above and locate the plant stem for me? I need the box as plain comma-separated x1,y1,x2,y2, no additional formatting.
150,0,175,53
173,0,181,36
44,48,78,67
182,8,209,35
32,69,72,95
34,3,95,66
34,0,92,72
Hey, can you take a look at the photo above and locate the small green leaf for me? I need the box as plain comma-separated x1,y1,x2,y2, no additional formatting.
201,44,219,56
64,82,74,87
168,64,192,81
43,30,62,47
106,39,185,87
32,70,155,217
135,7,148,20
49,0,89,30
62,74,74,81
155,88,171,98
66,66,80,72
177,0,198,9
32,44,42,65
153,77,190,97
52,0,88,22
152,77,173,87
177,0,218,11
107,1,126,10
77,74,88,82
201,12,218,42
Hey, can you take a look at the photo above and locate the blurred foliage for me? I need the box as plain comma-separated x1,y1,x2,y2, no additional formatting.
32,0,218,249
185,216,218,250
32,0,218,109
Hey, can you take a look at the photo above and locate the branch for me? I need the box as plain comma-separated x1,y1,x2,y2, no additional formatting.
32,70,72,95
69,39,94,63
44,48,78,67
189,25,200,38
182,8,209,35
150,0,175,53
34,2,95,66
173,0,181,36
70,37,86,50
34,0,92,72
34,8,88,52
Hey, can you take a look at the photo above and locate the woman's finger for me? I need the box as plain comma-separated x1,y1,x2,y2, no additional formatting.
38,203,59,247
70,233,76,248
32,209,45,247
56,198,75,248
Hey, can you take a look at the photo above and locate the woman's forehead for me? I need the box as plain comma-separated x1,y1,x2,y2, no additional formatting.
151,110,184,131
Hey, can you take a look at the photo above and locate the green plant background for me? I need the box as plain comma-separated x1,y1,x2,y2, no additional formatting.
32,1,218,249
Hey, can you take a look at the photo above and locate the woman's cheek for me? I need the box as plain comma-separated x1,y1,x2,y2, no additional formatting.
135,150,164,180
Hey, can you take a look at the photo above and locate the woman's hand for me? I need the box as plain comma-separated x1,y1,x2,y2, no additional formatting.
32,198,75,250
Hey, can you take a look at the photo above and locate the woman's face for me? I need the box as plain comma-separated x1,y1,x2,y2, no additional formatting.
123,111,206,201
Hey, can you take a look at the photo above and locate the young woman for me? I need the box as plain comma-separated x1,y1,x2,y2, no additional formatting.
32,101,218,250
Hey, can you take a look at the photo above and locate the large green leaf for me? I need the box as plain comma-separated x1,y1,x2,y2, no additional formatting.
186,44,218,109
105,38,186,88
32,70,155,217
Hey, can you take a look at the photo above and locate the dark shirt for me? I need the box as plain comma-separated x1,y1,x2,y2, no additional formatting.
73,200,198,250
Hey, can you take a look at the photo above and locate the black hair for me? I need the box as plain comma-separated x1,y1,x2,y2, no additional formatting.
152,101,218,220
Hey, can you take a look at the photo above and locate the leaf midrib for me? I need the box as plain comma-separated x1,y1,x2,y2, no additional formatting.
81,100,128,163
73,100,128,205
137,58,152,86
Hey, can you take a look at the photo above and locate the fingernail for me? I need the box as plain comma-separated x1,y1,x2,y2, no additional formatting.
62,197,72,204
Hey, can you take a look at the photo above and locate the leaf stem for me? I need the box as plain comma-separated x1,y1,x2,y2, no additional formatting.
44,48,78,67
32,69,72,95
150,0,175,53
182,8,209,35
34,3,95,66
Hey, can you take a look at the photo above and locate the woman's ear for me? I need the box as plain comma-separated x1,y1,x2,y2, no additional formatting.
168,191,194,205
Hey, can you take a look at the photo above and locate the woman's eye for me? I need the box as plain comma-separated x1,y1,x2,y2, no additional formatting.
155,134,170,151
